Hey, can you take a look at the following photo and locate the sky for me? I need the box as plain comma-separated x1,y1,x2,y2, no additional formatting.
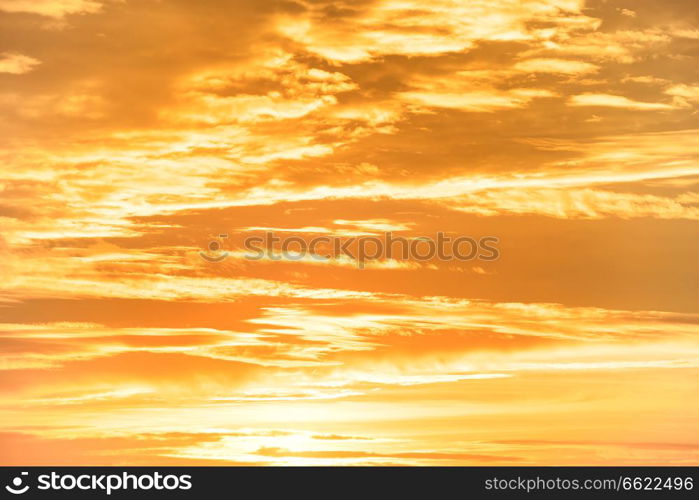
1,0,698,465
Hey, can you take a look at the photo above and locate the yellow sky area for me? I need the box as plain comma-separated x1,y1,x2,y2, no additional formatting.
1,0,699,465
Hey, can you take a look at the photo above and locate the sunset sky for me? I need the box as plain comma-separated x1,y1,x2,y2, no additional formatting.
1,0,699,465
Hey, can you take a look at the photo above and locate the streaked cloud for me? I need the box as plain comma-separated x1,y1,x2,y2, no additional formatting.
513,58,599,75
0,0,102,18
569,93,675,110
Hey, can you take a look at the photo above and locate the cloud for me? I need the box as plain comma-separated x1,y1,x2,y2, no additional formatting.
0,431,265,465
276,0,597,63
525,29,670,63
446,187,699,220
0,52,40,74
0,0,102,18
513,58,599,75
253,446,519,464
400,89,555,112
665,84,699,106
568,93,675,110
167,56,357,125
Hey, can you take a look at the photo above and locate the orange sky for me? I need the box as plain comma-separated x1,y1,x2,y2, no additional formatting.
1,0,698,465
